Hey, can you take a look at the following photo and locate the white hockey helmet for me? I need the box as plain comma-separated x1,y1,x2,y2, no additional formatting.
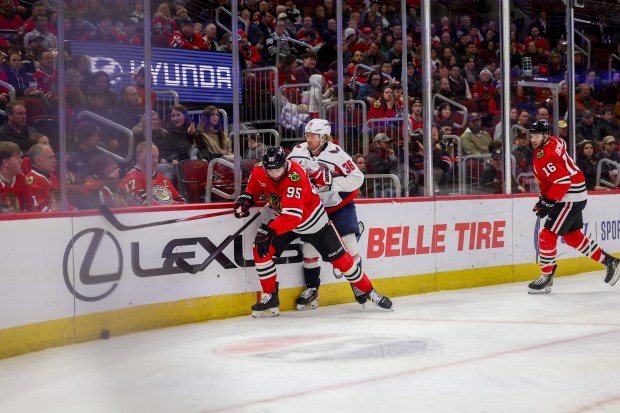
304,118,332,141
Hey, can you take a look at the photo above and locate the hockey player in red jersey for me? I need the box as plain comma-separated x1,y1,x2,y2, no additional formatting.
234,146,392,317
119,142,186,205
528,120,620,293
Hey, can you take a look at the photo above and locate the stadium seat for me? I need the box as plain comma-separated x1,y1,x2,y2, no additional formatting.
179,160,210,203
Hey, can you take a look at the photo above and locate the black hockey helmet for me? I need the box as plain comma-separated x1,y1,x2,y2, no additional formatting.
262,146,287,169
529,119,551,134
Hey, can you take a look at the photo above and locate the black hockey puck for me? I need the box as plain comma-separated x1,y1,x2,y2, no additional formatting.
100,329,110,340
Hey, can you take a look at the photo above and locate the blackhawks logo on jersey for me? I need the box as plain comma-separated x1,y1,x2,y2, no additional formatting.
26,176,34,185
267,192,282,214
537,150,544,159
288,171,300,182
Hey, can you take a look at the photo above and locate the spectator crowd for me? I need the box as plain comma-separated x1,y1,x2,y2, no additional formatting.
0,0,619,213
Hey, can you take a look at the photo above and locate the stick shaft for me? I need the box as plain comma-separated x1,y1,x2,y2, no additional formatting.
100,205,233,231
176,204,268,274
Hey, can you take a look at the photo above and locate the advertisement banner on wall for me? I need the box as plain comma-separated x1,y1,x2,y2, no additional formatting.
2,195,620,330
69,41,242,104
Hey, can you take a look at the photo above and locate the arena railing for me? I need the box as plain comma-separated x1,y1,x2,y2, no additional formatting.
323,99,369,156
215,7,233,36
439,134,462,195
431,94,468,130
154,90,179,118
597,159,620,189
75,111,135,164
241,67,278,126
609,54,620,82
361,174,402,199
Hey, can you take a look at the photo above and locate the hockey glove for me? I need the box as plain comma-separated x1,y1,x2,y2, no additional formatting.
309,169,332,189
233,192,254,218
533,197,556,218
255,224,276,258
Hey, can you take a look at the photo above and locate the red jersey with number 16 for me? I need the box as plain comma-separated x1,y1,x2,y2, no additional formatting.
532,135,587,202
245,160,327,236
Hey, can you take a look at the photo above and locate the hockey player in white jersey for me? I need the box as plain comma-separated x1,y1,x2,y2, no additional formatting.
288,118,369,310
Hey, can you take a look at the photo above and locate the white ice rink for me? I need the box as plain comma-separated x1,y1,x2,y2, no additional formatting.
2,270,620,413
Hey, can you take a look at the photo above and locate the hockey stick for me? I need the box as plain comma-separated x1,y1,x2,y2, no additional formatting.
534,216,541,264
100,204,234,231
175,204,269,274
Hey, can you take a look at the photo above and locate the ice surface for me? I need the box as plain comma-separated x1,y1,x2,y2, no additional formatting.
1,271,620,413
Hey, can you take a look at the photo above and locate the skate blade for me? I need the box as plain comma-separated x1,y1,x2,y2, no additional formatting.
528,287,552,294
251,308,280,318
296,301,318,311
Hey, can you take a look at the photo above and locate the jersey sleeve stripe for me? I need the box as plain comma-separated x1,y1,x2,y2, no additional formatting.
281,208,303,218
296,204,327,232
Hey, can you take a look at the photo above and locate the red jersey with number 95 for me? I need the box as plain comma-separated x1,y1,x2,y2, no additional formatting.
245,160,328,236
532,135,587,202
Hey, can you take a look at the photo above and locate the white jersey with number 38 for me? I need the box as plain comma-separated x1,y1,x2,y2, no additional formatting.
288,141,363,212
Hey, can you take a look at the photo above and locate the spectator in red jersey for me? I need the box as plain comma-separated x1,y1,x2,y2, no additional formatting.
471,68,496,110
151,1,177,46
0,141,28,213
116,19,142,45
31,50,58,94
24,143,59,211
435,102,453,125
0,0,24,31
321,61,338,90
118,142,186,205
575,82,603,115
238,29,263,67
407,97,424,132
131,67,156,108
522,25,550,55
0,101,37,152
274,54,297,88
22,2,51,34
169,19,208,50
368,84,396,120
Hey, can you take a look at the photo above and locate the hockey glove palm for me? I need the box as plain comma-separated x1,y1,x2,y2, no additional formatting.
234,192,254,218
534,197,556,217
255,224,276,258
309,169,332,189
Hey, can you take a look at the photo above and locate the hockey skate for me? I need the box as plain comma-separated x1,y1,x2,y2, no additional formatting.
350,284,368,307
296,287,319,310
360,288,393,310
528,264,557,294
528,274,553,294
602,253,620,286
251,286,280,318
